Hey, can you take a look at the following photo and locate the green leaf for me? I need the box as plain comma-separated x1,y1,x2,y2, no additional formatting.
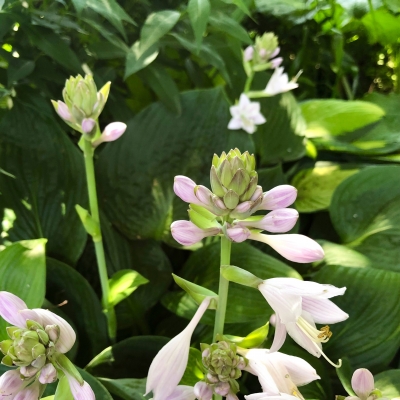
124,41,159,79
223,0,252,16
108,269,149,307
220,265,263,288
179,348,204,386
138,64,181,115
255,0,308,15
75,205,100,239
0,100,87,265
7,59,35,85
46,258,108,362
23,26,82,73
98,378,146,400
162,242,301,324
330,166,400,272
291,163,359,213
54,374,73,400
172,274,218,309
96,88,252,241
253,92,306,165
315,265,400,369
86,336,169,378
362,8,400,46
300,99,385,137
223,322,269,348
0,239,46,339
336,357,356,397
208,12,252,44
188,0,211,48
374,370,400,397
140,10,180,52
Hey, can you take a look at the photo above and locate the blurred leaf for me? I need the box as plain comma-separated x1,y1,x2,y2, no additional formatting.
99,378,146,400
255,0,308,15
188,0,211,48
96,88,252,241
46,258,108,363
362,8,400,46
0,101,87,265
374,370,400,397
300,99,385,137
291,163,359,212
179,348,204,386
330,166,400,272
209,12,252,44
224,322,269,348
162,242,301,324
253,92,306,165
0,239,46,340
257,164,286,191
108,269,148,307
222,0,252,16
125,42,159,78
23,26,82,73
140,10,180,52
315,265,400,369
54,375,73,400
336,357,356,397
138,64,181,114
86,336,168,378
7,59,35,86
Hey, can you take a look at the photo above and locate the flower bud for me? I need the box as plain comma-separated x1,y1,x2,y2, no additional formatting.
174,176,199,205
93,122,127,147
81,118,96,134
52,100,73,122
214,382,230,396
259,185,297,210
351,369,375,399
20,365,39,378
171,221,220,246
45,324,60,344
243,46,254,62
194,382,213,400
39,363,58,384
225,226,251,243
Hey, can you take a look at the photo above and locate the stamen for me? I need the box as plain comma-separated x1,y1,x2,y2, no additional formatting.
297,318,332,343
312,341,342,368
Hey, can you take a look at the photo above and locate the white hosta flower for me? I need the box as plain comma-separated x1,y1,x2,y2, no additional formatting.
258,278,348,367
264,68,299,96
228,94,266,134
242,349,320,400
146,298,211,400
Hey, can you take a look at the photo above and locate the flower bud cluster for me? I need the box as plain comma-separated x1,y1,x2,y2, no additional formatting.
198,341,247,399
0,320,59,382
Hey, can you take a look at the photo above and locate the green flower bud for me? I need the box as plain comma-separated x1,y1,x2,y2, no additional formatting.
2,354,13,366
6,326,21,340
32,343,46,359
223,191,239,210
0,340,13,355
252,33,279,71
37,329,50,346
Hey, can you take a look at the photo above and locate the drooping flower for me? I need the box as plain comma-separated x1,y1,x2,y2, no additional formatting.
241,348,320,400
264,67,299,96
344,369,388,400
228,94,266,134
146,298,211,400
0,291,95,400
258,278,348,366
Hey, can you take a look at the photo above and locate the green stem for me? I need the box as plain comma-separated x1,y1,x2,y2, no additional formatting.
244,73,254,93
342,76,354,100
83,139,115,341
213,236,232,341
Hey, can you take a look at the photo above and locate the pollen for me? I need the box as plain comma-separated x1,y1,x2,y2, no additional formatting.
317,325,332,341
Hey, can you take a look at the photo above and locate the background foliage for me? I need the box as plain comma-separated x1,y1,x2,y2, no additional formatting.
0,0,400,398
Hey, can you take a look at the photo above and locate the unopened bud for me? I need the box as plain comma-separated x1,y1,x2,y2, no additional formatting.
45,325,60,343
39,363,57,384
81,118,96,134
93,122,126,147
194,382,213,400
214,382,230,396
243,46,254,62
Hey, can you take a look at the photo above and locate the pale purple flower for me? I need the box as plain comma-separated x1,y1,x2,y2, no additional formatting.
0,370,27,398
171,220,221,246
264,67,299,96
244,46,254,62
228,94,266,134
270,57,283,69
258,278,348,366
165,385,197,400
225,225,251,243
93,122,127,147
39,363,57,384
81,118,96,134
194,382,213,400
55,100,73,121
146,298,211,400
344,369,385,400
249,233,324,263
0,292,95,400
258,186,297,210
243,349,320,400
237,209,298,233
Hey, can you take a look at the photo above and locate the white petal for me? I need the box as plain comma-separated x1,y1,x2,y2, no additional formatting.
165,385,196,400
246,359,280,395
301,297,349,324
228,117,243,130
268,352,320,386
32,309,76,353
66,375,95,400
352,369,375,399
259,282,302,323
269,317,287,353
0,369,27,397
239,93,251,106
252,114,266,125
229,105,241,118
285,322,321,357
0,292,37,328
146,298,210,400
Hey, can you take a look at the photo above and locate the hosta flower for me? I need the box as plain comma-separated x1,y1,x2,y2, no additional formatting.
0,291,95,399
258,278,348,366
264,67,299,96
171,221,221,246
241,349,320,400
228,94,266,134
146,298,211,400
92,122,127,147
345,369,388,400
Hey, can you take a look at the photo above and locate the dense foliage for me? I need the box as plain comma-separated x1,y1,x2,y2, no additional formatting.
0,0,400,399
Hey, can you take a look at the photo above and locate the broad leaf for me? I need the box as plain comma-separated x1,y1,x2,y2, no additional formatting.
362,8,400,46
99,378,146,400
374,370,400,398
208,12,252,44
179,348,204,386
124,42,159,78
188,0,211,48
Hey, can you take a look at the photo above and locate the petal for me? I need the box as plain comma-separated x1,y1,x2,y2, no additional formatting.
228,118,243,130
171,221,219,246
81,118,96,134
102,122,127,141
39,363,58,384
13,380,40,400
66,375,95,400
285,321,321,357
250,233,324,263
246,394,300,400
195,185,214,207
230,105,241,118
239,93,251,106
269,317,287,353
173,176,199,205
225,226,251,243
352,369,374,399
249,209,298,233
166,385,197,400
268,352,320,386
32,309,76,353
302,297,349,324
146,298,211,400
0,369,27,397
260,186,298,210
0,292,38,328
243,46,254,61
245,359,280,395
193,382,212,400
252,113,266,125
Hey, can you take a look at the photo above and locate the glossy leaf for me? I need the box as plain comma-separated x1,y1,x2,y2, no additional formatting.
223,322,269,348
374,370,400,398
124,42,159,78
99,377,146,400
